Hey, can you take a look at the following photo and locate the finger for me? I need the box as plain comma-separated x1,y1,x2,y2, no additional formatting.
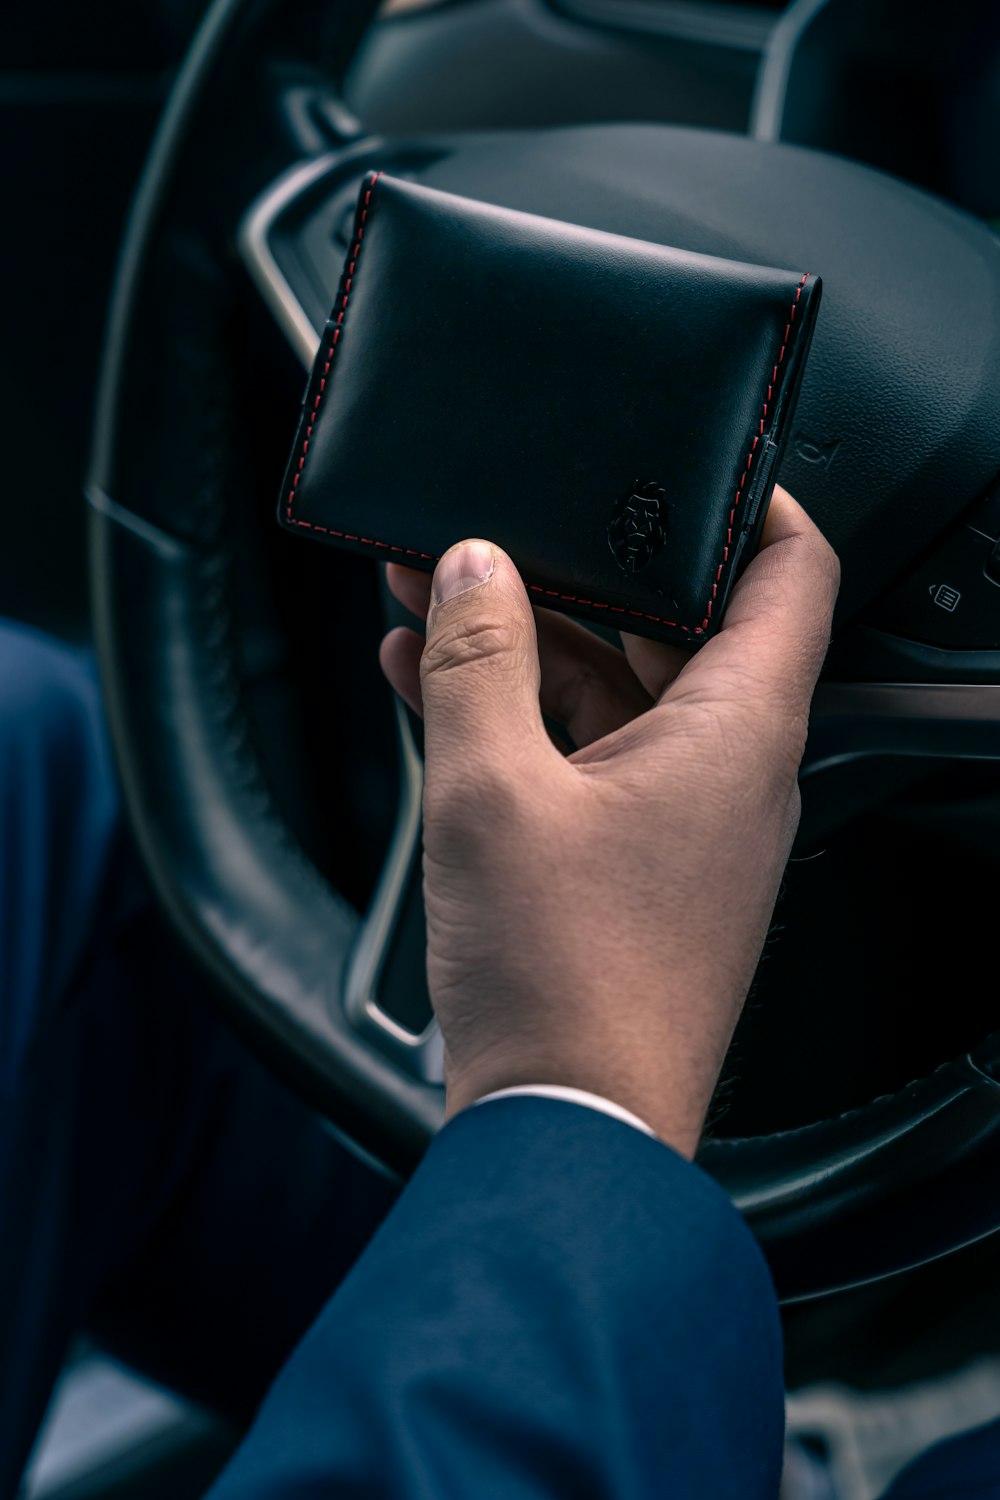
534,609,652,748
616,487,839,769
420,540,553,779
381,623,579,754
659,485,840,716
379,625,424,717
620,632,692,701
386,563,432,623
388,563,654,747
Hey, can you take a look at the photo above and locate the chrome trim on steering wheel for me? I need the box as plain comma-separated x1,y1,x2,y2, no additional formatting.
239,152,346,368
240,160,443,1080
344,701,444,1082
805,682,1000,773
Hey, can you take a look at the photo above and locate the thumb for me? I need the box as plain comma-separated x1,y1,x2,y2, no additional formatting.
420,540,549,776
660,485,839,721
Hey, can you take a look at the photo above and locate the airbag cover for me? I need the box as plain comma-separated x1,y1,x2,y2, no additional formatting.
404,125,1000,623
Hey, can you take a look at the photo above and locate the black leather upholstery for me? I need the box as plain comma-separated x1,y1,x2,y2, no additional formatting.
281,171,820,644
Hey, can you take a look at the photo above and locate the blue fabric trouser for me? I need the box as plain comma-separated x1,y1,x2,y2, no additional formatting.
0,622,396,1497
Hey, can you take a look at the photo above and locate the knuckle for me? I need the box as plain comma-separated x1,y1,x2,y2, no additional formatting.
809,529,841,608
740,685,810,767
680,690,809,788
783,779,803,839
420,613,523,688
820,533,841,588
770,708,811,785
751,706,808,783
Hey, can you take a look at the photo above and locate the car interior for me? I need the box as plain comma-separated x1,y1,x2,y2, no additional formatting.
6,0,1000,1495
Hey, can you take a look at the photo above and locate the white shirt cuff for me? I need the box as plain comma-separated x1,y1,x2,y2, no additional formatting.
475,1084,657,1139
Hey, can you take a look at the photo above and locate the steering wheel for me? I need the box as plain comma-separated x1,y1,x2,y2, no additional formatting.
89,0,1000,1300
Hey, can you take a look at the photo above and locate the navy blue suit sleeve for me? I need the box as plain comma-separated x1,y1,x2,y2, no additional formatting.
206,1096,784,1500
881,1416,1000,1497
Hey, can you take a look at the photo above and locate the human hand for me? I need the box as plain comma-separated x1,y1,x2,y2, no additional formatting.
379,487,839,1157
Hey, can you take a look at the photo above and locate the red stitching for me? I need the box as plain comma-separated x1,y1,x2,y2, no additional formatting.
526,584,682,629
286,170,383,526
701,270,809,627
525,272,810,634
286,514,438,561
287,189,808,636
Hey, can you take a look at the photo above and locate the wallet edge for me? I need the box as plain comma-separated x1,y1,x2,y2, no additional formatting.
279,170,821,646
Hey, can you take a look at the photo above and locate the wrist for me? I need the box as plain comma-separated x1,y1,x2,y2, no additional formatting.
476,1085,659,1139
445,1058,709,1159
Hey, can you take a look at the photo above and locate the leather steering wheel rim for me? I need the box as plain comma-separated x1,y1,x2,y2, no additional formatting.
89,0,1000,1300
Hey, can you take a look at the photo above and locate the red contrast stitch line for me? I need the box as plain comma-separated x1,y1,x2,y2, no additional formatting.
526,586,682,629
698,270,811,631
286,170,383,526
285,516,438,562
288,194,808,637
528,271,811,635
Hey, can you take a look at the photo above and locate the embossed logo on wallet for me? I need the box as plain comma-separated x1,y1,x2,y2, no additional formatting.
608,482,667,574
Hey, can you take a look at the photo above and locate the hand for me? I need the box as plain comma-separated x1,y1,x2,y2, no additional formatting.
379,487,839,1157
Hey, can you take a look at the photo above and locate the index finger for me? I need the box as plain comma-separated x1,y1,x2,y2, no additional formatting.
662,484,840,715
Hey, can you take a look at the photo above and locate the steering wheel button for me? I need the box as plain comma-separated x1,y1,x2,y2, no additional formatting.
863,525,1000,649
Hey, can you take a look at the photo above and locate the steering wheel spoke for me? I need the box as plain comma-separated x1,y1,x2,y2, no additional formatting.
798,678,1000,847
91,3,1000,1293
345,703,444,1084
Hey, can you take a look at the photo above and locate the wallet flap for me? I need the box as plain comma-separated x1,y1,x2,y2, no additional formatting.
280,171,820,644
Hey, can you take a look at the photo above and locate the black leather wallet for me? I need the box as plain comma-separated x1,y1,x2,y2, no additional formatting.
279,171,821,645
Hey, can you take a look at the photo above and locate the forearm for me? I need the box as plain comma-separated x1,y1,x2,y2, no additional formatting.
206,1097,784,1500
